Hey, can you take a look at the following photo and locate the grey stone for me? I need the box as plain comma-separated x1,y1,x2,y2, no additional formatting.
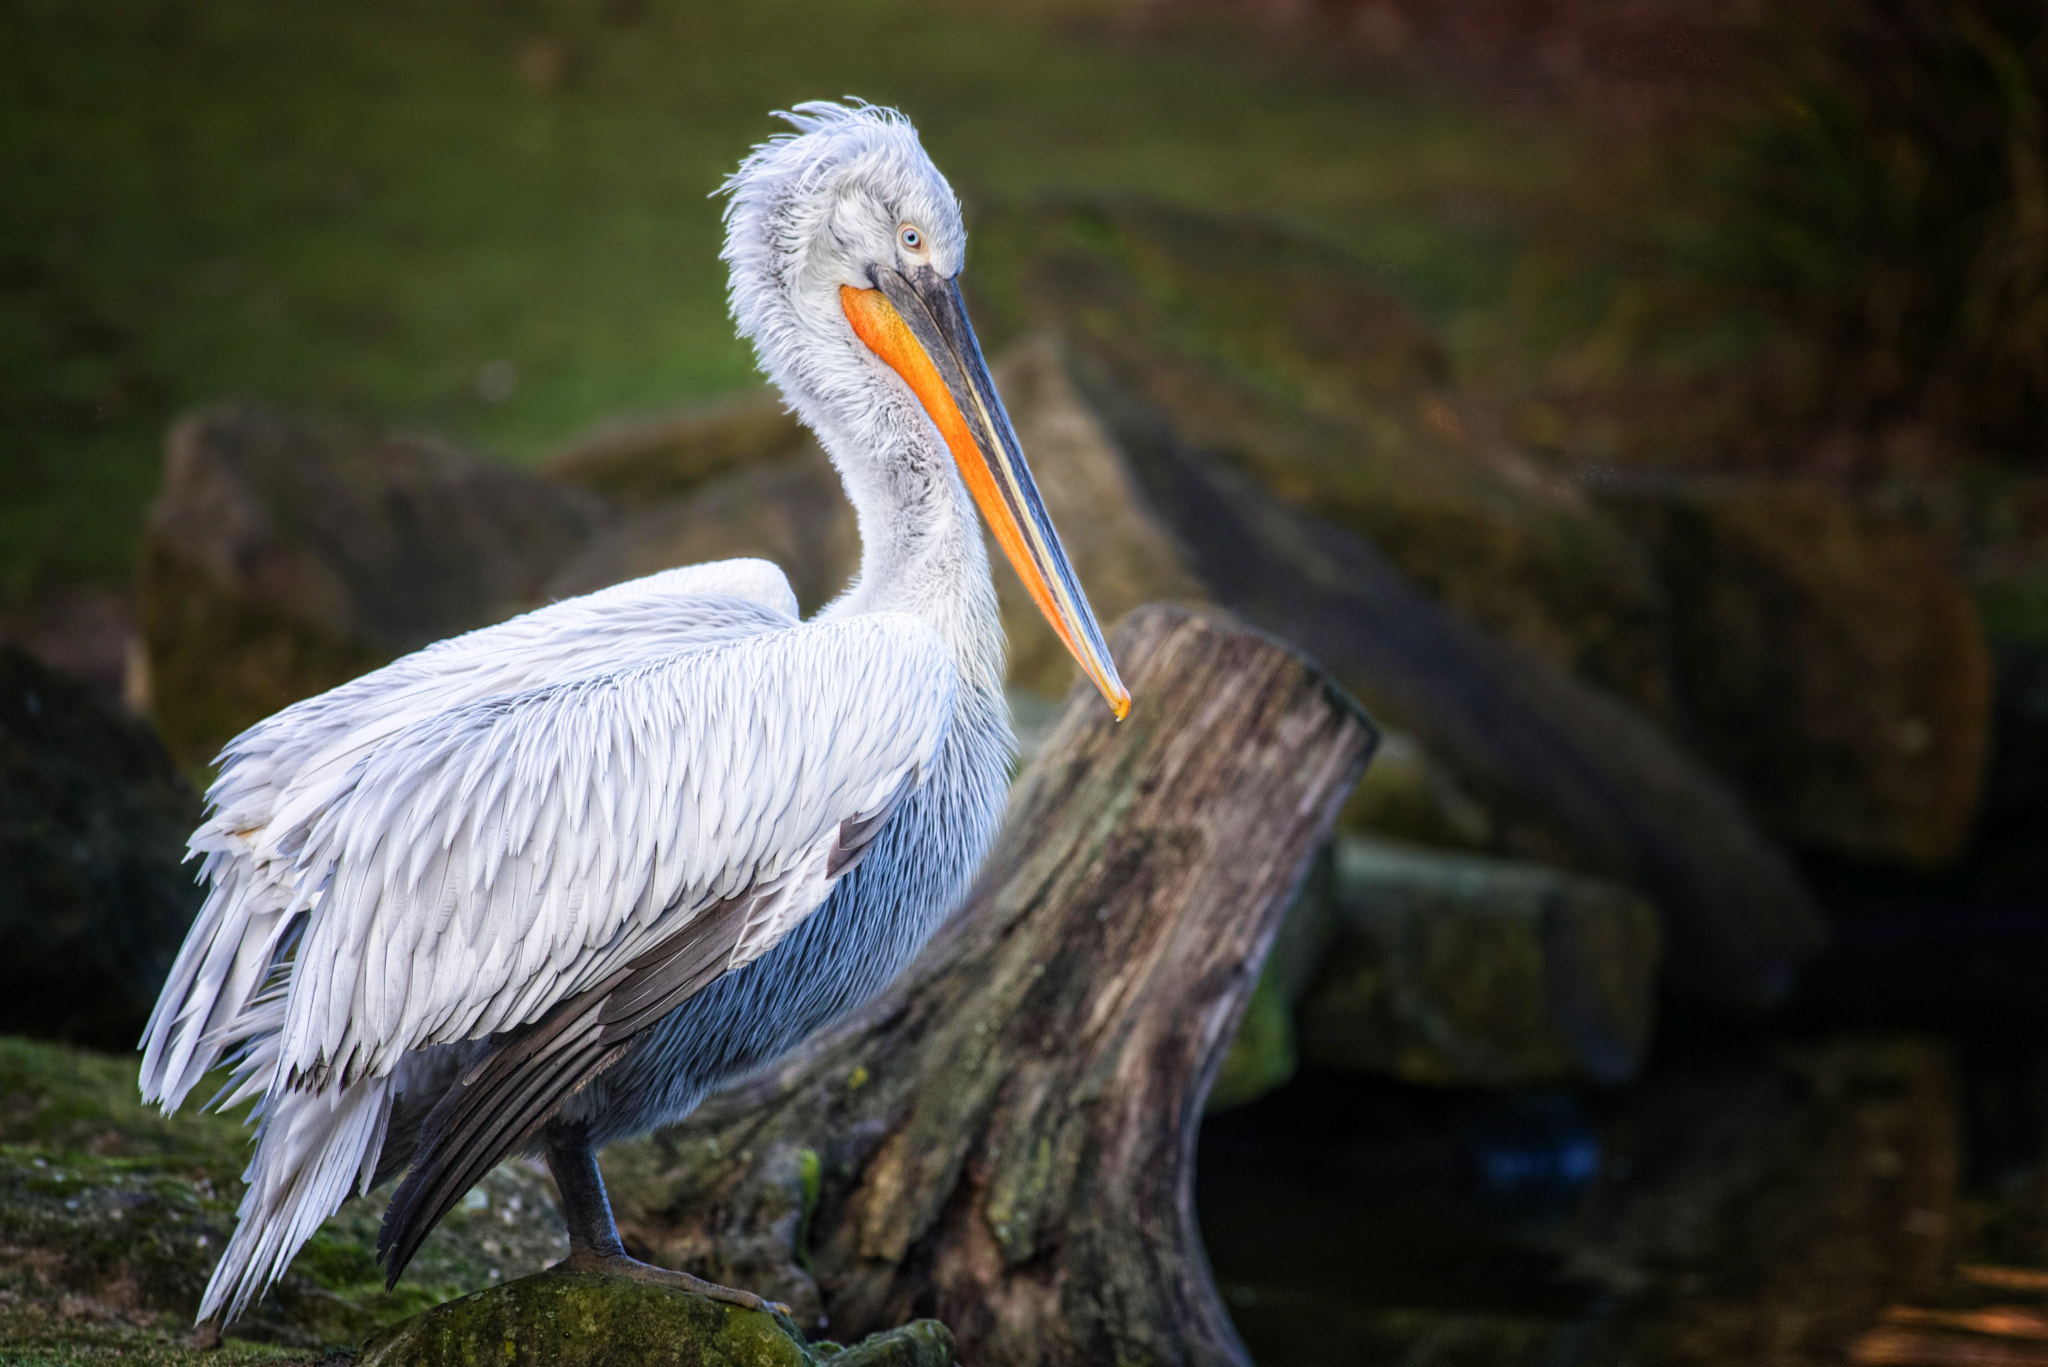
547,445,858,617
1337,727,1495,850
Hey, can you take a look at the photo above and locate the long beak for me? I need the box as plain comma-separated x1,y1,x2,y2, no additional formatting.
842,268,1130,719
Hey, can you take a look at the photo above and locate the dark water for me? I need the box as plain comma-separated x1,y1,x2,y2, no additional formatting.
1196,975,2048,1367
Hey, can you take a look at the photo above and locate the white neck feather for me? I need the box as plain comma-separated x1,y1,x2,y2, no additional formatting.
810,391,1008,711
716,102,1004,713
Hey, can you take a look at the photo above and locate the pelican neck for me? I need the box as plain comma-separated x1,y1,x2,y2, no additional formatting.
819,433,1007,707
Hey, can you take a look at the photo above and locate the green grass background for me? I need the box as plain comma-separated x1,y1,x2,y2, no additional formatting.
1,0,1588,613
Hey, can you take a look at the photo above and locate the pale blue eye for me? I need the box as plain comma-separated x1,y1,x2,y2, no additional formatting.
900,226,921,250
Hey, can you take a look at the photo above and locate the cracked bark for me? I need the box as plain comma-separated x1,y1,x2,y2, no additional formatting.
601,603,1378,1367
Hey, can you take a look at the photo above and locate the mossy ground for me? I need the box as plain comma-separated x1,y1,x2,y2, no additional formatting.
0,1036,566,1360
0,1310,332,1367
0,1037,954,1362
0,1034,248,1178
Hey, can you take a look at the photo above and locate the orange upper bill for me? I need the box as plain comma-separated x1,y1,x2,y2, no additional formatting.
842,282,1129,719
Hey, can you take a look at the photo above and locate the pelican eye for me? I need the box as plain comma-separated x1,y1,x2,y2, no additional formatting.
899,224,923,251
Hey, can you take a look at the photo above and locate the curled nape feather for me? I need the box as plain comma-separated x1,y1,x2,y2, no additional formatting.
716,99,968,458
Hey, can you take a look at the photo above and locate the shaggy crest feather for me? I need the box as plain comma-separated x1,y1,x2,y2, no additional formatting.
718,100,967,477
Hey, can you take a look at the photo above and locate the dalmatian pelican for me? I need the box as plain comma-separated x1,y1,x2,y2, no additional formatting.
139,100,1129,1323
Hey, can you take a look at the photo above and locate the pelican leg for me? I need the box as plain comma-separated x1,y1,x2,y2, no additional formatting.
542,1124,792,1317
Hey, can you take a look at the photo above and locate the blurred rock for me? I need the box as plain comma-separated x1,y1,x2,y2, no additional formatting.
1601,478,1992,867
140,404,609,766
548,446,858,616
1,585,136,708
1209,847,1337,1111
1208,975,1297,1112
967,199,1672,714
981,336,1208,696
958,200,1826,1006
544,390,813,512
0,645,202,1049
357,1269,957,1367
1297,837,1661,1086
1064,348,1824,1007
543,391,858,615
1337,726,1495,850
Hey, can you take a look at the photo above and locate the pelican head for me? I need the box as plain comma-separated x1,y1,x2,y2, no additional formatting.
721,100,1129,719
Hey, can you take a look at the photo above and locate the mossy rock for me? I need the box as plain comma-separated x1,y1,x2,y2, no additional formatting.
1336,728,1495,850
1206,972,1297,1113
1300,837,1662,1087
355,1269,955,1367
545,448,859,620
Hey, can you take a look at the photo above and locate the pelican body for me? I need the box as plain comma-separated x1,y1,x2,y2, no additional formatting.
139,102,1128,1322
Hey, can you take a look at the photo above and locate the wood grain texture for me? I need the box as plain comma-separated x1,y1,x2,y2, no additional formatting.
602,603,1377,1367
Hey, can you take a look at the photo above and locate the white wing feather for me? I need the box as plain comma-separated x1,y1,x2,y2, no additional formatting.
142,560,798,1109
139,559,948,1108
276,610,952,1089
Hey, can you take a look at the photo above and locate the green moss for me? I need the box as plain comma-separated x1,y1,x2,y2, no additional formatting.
355,1269,955,1367
0,1146,236,1314
1980,571,2048,647
1206,971,1296,1113
981,1134,1058,1264
0,1306,325,1367
792,1148,821,1274
0,1035,250,1182
0,1037,569,1357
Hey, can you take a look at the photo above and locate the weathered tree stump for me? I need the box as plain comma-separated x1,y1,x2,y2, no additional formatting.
600,604,1377,1367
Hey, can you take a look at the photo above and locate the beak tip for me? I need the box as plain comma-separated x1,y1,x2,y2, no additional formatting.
1106,685,1131,722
